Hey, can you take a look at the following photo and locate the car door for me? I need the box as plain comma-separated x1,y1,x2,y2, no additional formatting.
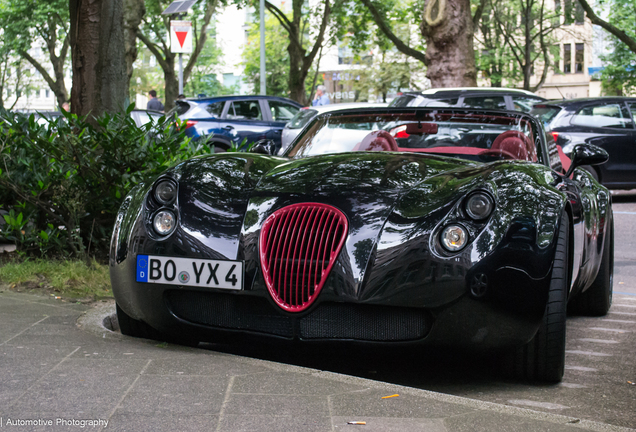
567,101,635,187
265,100,302,152
221,99,272,148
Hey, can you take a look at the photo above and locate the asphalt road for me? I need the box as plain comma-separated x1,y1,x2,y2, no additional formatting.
200,191,636,430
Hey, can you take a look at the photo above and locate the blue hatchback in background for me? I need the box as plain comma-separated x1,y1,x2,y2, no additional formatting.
173,95,303,153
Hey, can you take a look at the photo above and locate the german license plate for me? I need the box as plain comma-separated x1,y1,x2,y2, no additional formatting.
136,255,243,290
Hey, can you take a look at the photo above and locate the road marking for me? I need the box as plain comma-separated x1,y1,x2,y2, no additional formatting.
601,318,636,324
565,365,598,372
560,383,588,388
577,338,618,344
612,303,636,308
589,327,630,333
614,211,636,215
616,297,636,301
566,350,612,357
609,311,636,316
507,400,569,410
614,291,636,296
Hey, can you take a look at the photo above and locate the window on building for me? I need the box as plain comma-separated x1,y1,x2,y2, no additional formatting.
552,45,561,73
575,44,584,73
45,90,50,98
563,44,571,73
563,0,573,24
574,2,585,24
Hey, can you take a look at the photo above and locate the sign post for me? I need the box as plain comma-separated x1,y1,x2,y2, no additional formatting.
170,20,193,95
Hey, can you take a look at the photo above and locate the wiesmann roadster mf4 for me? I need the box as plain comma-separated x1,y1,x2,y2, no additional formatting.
110,108,613,382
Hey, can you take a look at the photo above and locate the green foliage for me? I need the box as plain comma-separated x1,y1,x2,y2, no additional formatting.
242,14,291,97
0,105,213,259
599,0,636,95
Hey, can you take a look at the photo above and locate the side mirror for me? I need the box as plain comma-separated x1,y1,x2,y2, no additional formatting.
250,139,276,155
565,143,608,178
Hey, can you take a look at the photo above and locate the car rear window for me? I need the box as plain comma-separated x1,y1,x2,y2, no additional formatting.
571,103,634,129
287,108,318,129
530,105,562,127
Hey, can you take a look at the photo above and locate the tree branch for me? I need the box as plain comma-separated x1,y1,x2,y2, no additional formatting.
137,31,170,72
577,0,636,54
359,0,427,65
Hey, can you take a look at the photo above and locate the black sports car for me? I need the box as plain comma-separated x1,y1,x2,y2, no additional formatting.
110,108,613,382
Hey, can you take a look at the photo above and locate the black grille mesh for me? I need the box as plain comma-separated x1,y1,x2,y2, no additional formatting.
167,291,428,342
299,303,428,341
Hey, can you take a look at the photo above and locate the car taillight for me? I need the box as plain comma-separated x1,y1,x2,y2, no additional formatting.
185,120,198,129
551,132,559,142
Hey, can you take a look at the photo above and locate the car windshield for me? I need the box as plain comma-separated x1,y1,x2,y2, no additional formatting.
286,111,541,164
287,108,318,129
530,105,562,128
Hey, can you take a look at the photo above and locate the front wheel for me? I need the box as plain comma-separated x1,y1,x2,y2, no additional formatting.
505,212,569,382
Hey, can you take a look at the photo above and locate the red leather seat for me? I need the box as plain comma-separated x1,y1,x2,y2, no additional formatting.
353,130,398,152
490,131,535,161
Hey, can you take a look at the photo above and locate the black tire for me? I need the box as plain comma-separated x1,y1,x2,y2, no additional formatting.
116,304,199,347
506,213,569,383
568,211,613,316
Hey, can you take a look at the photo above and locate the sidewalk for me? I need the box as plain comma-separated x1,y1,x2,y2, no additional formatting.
0,290,631,432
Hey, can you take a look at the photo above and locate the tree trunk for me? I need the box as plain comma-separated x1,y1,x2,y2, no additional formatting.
69,0,128,119
123,0,146,102
420,0,477,87
164,59,178,112
288,41,308,105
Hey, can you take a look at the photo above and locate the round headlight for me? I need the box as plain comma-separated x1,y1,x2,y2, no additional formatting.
465,192,494,220
441,224,468,252
155,180,177,205
153,210,177,236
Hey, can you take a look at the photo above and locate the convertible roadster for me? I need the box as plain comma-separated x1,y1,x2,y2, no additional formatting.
110,108,613,382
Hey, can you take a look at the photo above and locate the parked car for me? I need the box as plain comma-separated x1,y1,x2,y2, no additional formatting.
281,102,388,152
172,95,303,153
390,87,546,113
531,97,636,189
131,109,164,127
111,106,613,383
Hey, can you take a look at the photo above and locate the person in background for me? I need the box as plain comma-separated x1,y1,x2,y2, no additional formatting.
61,102,70,111
147,90,164,111
177,94,186,100
312,85,330,106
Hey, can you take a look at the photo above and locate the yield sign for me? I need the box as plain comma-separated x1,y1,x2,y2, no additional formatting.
170,20,192,53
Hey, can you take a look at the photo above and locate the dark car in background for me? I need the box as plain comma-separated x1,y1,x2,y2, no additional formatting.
531,97,636,189
390,87,546,113
173,95,303,153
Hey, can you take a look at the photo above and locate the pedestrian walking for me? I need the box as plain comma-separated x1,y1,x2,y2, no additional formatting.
147,90,165,111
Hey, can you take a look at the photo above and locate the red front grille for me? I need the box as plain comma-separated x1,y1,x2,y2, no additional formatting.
259,203,348,312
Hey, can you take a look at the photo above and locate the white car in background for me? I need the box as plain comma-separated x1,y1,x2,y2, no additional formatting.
280,102,388,153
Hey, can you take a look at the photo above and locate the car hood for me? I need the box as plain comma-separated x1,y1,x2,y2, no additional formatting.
170,153,483,281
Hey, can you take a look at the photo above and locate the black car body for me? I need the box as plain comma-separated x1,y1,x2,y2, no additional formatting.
110,107,613,382
531,97,636,189
174,95,303,153
391,88,546,113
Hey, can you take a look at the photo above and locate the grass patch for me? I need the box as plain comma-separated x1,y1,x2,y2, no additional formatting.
0,258,112,301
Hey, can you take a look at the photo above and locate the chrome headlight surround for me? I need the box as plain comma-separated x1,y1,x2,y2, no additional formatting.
464,191,495,221
440,224,469,252
153,179,178,206
152,209,177,236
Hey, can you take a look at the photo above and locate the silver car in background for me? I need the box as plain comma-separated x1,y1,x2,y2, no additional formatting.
280,102,388,153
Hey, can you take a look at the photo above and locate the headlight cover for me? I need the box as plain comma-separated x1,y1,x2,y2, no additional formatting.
441,224,468,252
154,179,177,205
465,192,494,221
153,210,177,236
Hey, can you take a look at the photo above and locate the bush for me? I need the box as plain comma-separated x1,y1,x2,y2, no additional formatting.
0,105,212,259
